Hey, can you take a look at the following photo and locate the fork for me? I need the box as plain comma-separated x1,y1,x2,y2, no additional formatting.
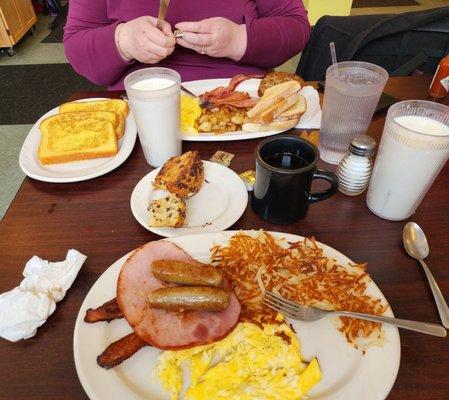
156,0,170,30
262,289,447,337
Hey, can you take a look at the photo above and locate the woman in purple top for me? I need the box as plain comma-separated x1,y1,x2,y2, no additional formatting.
64,0,311,90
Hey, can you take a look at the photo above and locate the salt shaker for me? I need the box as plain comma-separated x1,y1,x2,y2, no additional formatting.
336,135,376,196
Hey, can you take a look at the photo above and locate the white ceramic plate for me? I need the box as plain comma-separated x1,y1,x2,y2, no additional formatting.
130,161,248,237
74,231,401,400
19,98,137,183
181,78,291,141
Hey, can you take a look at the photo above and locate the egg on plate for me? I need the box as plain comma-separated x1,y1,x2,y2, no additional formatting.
181,95,202,134
155,321,322,400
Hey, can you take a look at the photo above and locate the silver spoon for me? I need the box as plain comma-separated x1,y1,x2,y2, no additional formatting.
403,222,449,328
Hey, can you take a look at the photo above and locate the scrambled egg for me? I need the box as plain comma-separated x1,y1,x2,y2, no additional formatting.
181,94,202,134
156,322,322,400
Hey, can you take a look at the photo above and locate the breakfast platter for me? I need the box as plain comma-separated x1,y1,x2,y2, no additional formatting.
181,74,311,141
19,98,137,183
74,231,401,400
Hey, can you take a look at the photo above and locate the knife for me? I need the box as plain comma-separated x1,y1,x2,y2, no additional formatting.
156,0,170,30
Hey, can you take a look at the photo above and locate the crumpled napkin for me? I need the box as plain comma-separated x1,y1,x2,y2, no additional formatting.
0,249,86,342
295,86,322,130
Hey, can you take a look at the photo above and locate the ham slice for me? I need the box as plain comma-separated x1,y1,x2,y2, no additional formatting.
116,241,241,350
228,73,266,91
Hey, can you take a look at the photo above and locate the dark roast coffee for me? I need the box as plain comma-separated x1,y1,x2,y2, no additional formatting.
252,135,339,224
263,152,308,170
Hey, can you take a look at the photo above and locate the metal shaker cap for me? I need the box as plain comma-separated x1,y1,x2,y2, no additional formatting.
349,135,376,157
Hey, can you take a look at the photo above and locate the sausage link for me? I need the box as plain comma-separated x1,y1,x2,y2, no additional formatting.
152,260,222,287
148,286,229,312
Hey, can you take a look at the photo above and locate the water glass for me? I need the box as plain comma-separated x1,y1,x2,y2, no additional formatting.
124,67,181,167
320,61,388,164
366,100,449,220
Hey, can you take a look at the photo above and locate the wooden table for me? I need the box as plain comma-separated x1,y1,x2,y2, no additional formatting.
1,75,448,399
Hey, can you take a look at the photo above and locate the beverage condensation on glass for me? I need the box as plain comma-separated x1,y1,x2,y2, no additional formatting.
367,100,449,221
124,67,181,167
320,61,389,164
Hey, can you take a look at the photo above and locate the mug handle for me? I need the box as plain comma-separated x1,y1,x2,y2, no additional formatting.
309,169,339,203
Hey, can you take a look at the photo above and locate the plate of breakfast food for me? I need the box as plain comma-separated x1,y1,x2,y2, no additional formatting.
180,71,310,141
130,151,248,237
19,98,137,183
74,231,400,400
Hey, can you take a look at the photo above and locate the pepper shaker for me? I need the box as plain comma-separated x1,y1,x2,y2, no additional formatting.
336,135,376,196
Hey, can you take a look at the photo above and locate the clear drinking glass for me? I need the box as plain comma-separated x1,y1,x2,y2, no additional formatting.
320,61,389,164
366,100,449,221
124,67,181,167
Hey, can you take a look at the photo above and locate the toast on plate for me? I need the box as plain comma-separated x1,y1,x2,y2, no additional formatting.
153,151,204,198
59,99,129,139
38,116,118,165
149,193,186,228
274,94,307,121
242,119,298,133
247,81,301,120
257,92,301,124
45,110,121,138
258,71,304,97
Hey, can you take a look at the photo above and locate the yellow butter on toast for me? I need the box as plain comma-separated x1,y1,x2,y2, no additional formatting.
59,99,129,139
38,114,118,165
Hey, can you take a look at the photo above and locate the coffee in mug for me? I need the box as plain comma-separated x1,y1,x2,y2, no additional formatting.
252,135,339,224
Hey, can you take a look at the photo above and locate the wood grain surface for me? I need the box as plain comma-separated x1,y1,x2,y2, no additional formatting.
0,76,448,399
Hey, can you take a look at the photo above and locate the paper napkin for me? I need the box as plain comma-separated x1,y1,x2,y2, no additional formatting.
0,249,87,342
295,86,322,130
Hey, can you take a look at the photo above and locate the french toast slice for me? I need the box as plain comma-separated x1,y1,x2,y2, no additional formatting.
59,99,129,139
149,193,186,228
153,151,204,198
46,111,121,138
38,116,118,165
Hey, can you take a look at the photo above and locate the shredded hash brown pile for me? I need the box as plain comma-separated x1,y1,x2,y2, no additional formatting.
210,232,388,347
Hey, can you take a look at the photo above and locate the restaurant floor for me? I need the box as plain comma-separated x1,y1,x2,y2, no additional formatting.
0,0,445,220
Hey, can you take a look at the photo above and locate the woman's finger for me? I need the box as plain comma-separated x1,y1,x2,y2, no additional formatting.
141,36,172,58
176,38,203,53
180,32,213,46
143,24,175,48
175,19,213,34
161,21,175,40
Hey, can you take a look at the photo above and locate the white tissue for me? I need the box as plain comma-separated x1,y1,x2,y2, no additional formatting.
20,250,87,302
295,86,322,130
0,249,86,342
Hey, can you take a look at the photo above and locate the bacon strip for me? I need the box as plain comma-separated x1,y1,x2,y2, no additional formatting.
200,73,266,108
84,298,123,323
97,332,148,369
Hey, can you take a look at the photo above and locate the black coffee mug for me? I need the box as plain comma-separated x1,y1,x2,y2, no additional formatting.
251,135,339,224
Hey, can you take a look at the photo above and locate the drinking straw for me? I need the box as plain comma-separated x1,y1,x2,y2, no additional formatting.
329,42,337,66
329,42,339,76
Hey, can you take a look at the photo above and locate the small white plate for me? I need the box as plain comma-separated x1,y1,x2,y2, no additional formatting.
19,98,137,183
73,231,401,400
130,161,248,237
181,78,292,141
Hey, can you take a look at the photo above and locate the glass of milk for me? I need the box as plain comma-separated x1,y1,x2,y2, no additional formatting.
124,67,181,167
366,100,449,220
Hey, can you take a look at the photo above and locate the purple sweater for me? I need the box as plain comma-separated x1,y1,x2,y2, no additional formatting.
64,0,310,90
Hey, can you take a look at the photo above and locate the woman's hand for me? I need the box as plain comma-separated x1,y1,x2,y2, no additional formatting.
175,17,247,61
115,16,175,63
